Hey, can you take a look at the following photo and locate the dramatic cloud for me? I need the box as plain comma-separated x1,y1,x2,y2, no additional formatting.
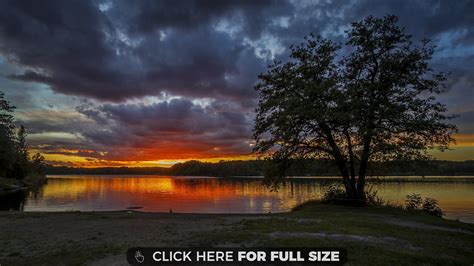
75,98,254,160
0,0,473,164
0,0,291,102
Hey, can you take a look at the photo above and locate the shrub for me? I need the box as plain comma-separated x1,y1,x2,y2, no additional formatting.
321,184,384,206
405,193,423,211
404,194,443,217
365,186,385,206
321,184,346,203
421,198,443,217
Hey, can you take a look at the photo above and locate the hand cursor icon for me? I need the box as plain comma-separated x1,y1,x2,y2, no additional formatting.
135,250,145,263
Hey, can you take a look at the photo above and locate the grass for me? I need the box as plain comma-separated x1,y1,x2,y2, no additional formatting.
0,203,473,265
366,177,474,183
201,202,474,265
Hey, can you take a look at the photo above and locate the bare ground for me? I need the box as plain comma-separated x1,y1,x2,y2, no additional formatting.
1,205,473,265
0,211,253,265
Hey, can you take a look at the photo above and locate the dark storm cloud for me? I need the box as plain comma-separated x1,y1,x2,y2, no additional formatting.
116,0,290,38
1,0,472,103
82,98,252,140
0,0,119,98
347,0,474,43
69,98,254,160
0,0,291,102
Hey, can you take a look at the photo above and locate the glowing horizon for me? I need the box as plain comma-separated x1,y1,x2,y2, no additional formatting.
36,133,473,168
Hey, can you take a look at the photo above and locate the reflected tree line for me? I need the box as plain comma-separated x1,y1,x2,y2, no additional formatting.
0,186,44,211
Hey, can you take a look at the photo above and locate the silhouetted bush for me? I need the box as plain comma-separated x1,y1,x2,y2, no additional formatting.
321,184,384,206
421,198,443,217
321,184,346,203
405,193,423,211
365,186,384,206
405,193,443,217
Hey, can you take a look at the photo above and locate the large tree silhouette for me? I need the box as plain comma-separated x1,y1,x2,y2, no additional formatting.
253,15,457,201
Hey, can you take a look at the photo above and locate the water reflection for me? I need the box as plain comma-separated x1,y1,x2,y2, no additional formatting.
376,182,474,222
2,175,473,223
0,182,45,211
0,190,26,211
23,176,326,213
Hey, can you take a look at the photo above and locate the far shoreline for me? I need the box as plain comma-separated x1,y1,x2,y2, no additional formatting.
44,174,474,183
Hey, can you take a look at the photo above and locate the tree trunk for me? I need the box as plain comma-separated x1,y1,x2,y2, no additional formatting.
356,180,366,201
333,158,357,200
355,127,373,203
322,125,357,200
355,160,369,202
343,174,357,199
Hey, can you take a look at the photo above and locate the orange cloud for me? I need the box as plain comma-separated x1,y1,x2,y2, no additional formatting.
453,134,474,147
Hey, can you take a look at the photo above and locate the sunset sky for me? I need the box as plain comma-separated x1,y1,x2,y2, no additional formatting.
0,0,473,167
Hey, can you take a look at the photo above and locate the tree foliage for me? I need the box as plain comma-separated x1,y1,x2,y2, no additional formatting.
253,15,457,201
0,91,45,179
0,91,16,177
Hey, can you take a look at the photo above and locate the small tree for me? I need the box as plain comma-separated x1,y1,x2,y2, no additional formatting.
30,153,46,176
253,15,457,202
12,125,30,179
0,91,15,129
17,125,29,158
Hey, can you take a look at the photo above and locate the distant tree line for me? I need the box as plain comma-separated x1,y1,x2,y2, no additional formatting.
45,166,170,175
0,91,45,180
44,159,474,177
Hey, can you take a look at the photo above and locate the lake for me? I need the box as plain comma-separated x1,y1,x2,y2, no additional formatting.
1,175,473,223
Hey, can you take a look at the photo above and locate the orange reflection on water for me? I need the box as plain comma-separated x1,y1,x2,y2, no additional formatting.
29,176,321,213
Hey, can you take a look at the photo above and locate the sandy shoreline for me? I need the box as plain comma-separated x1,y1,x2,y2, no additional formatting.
0,211,265,265
1,205,474,265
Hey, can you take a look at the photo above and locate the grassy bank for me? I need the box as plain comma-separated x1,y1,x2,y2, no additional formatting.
366,176,474,183
1,203,473,265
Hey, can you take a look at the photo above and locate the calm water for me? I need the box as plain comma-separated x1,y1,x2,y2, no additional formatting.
1,175,473,223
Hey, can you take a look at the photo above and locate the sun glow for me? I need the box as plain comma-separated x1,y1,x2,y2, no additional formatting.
34,133,473,168
41,153,257,168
